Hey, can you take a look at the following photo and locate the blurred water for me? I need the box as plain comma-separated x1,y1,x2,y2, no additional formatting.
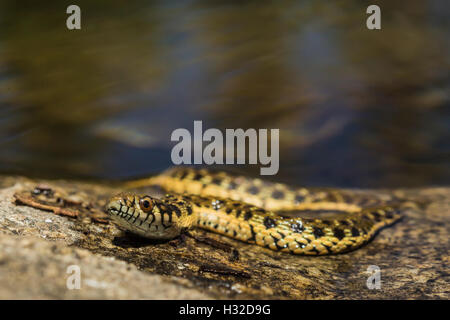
0,0,449,188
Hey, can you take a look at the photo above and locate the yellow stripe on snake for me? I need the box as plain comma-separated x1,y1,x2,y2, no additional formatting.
106,167,403,255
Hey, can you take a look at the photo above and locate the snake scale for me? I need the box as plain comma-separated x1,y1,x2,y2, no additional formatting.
106,167,403,255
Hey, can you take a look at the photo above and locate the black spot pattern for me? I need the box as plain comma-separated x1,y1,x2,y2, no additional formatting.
179,171,188,180
333,228,345,240
295,239,307,249
277,231,285,239
322,244,332,253
169,205,182,217
275,240,287,250
385,210,394,219
248,225,256,242
263,217,277,229
310,247,320,254
372,211,382,221
351,227,360,237
247,186,260,195
228,182,238,190
272,190,285,199
291,222,304,233
243,212,253,221
253,209,266,215
313,227,324,238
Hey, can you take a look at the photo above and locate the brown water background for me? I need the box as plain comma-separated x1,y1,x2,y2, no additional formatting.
0,1,449,188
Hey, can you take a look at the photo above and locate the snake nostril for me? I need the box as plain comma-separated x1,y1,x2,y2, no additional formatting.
106,199,122,215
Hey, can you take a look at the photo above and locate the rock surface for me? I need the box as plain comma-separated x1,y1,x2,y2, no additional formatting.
0,175,448,299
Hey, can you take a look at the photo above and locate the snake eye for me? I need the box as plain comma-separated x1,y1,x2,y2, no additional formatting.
139,197,153,212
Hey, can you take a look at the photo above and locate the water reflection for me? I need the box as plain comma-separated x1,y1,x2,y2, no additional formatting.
0,0,448,187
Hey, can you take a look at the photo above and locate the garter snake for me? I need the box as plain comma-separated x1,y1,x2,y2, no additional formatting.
106,167,403,255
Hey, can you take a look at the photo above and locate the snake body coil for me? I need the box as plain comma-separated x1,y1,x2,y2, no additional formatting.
107,167,402,255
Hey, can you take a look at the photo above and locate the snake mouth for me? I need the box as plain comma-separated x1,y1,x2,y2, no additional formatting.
106,200,152,236
107,207,120,215
106,199,133,221
106,200,122,216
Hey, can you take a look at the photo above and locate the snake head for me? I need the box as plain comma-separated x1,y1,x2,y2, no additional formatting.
106,193,188,239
